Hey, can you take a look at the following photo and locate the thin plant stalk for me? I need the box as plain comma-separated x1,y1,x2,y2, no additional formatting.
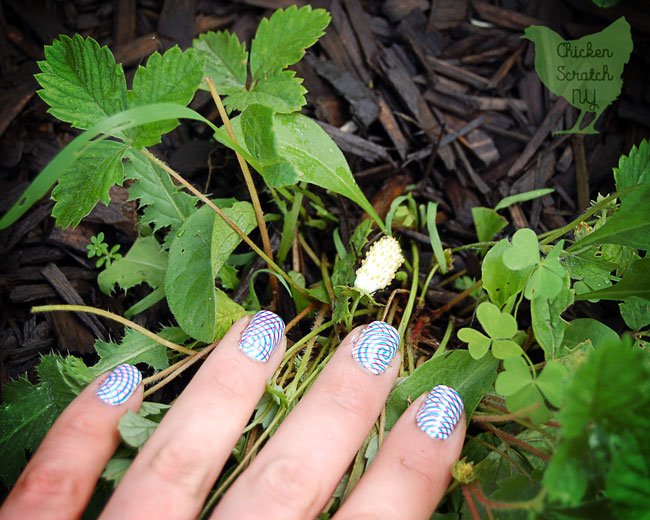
31,304,195,356
139,149,310,300
205,77,280,306
143,341,218,397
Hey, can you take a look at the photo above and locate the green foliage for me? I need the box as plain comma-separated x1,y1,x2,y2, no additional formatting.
385,350,499,429
472,207,507,244
482,238,533,311
619,296,650,330
249,5,330,80
87,232,123,268
0,355,94,486
165,203,255,343
92,327,188,375
494,188,554,212
575,258,650,302
530,268,574,359
544,338,650,514
195,5,329,113
457,302,522,360
571,185,650,251
127,46,203,147
613,139,650,196
495,357,567,424
6,8,650,519
98,236,167,294
52,139,127,228
194,30,247,95
426,202,448,274
36,34,127,131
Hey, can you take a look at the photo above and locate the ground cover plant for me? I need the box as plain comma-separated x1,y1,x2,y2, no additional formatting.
1,5,649,519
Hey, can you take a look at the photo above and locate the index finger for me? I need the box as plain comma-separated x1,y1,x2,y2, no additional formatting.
0,365,143,520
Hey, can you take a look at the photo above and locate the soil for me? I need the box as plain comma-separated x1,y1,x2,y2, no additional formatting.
1,0,649,400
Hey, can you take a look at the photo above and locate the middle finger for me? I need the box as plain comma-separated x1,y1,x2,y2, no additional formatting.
212,321,401,520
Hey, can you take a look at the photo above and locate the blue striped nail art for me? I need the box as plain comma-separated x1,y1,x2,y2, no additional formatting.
239,310,285,362
416,385,464,439
352,321,400,375
97,364,141,406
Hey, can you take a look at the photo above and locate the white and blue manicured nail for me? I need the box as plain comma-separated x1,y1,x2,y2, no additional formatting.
352,321,400,375
96,364,141,406
416,385,464,440
239,310,285,362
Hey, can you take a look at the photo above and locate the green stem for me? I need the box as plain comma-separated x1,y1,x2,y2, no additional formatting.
540,187,635,247
433,318,455,358
397,242,420,343
205,77,279,306
31,304,195,356
139,149,310,300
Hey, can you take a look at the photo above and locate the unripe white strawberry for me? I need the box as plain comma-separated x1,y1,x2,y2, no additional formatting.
354,236,404,293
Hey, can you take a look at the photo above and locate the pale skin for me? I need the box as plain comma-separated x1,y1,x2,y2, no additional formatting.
0,316,466,520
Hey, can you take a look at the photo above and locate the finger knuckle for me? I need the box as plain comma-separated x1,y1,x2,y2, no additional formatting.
149,441,211,497
17,461,78,505
397,453,438,490
254,456,319,511
324,374,374,419
207,356,251,403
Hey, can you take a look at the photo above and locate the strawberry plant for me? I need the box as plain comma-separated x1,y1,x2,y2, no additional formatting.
1,5,650,518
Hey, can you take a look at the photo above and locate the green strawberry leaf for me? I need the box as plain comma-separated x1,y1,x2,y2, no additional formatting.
36,34,127,131
502,228,540,270
91,327,188,375
194,30,248,96
51,140,126,229
225,70,306,113
614,139,650,197
249,5,330,80
127,47,204,148
619,296,650,330
124,150,197,241
0,355,93,486
98,236,167,294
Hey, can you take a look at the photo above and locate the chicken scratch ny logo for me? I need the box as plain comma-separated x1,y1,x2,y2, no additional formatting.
522,17,632,134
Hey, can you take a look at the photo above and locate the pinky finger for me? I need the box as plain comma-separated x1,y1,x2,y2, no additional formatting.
333,386,466,520
0,364,143,520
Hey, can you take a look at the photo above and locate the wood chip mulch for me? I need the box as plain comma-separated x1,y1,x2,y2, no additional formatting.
1,0,649,391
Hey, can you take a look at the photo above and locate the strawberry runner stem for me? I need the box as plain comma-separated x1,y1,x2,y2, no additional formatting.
204,77,280,309
139,148,311,301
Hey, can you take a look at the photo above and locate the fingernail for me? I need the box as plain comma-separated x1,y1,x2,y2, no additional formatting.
239,310,285,362
416,385,464,440
97,364,141,406
352,321,400,375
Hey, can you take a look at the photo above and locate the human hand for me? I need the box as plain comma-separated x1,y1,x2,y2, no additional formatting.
0,312,465,519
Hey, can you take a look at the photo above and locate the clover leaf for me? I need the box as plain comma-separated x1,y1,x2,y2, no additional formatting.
502,228,540,270
458,302,522,360
495,357,568,424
